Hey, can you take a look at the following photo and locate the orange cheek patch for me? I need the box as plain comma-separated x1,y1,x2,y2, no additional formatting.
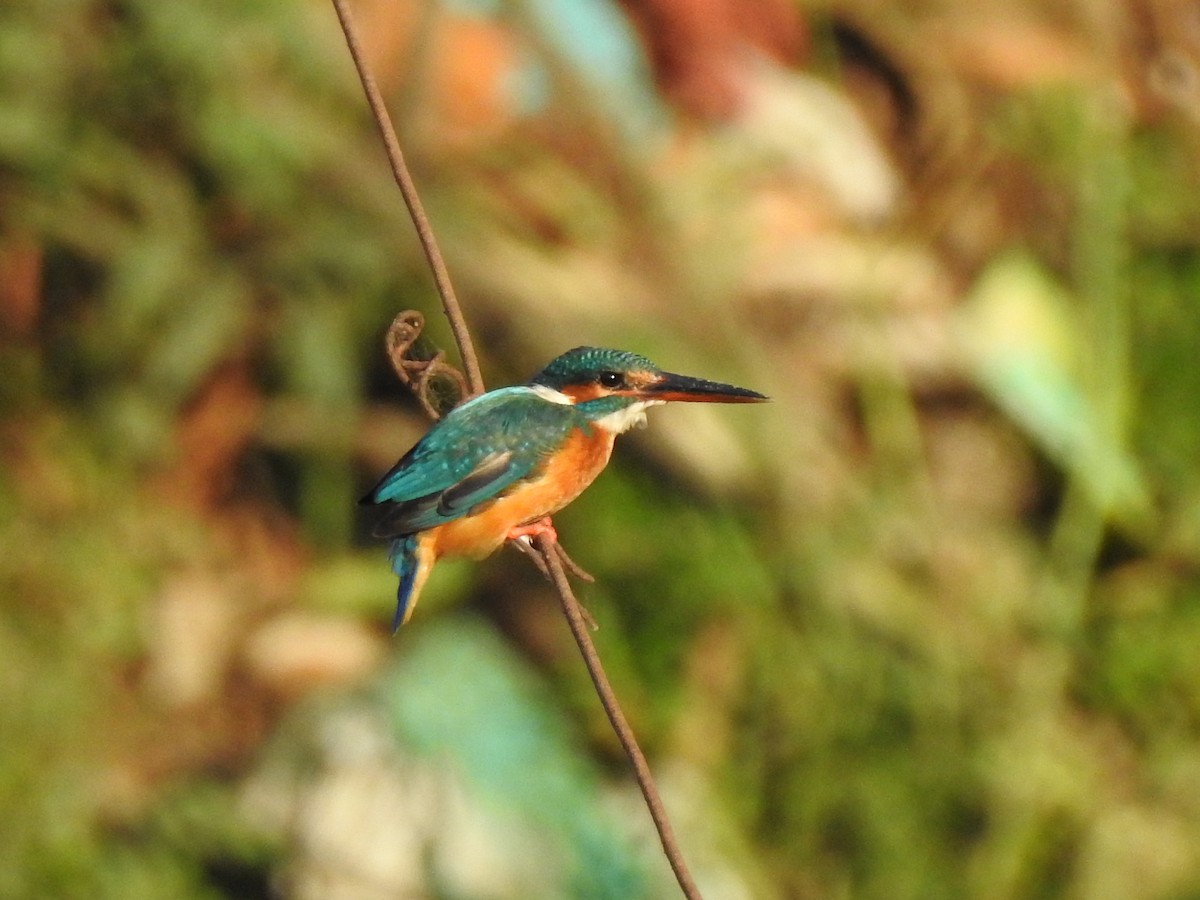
563,383,605,402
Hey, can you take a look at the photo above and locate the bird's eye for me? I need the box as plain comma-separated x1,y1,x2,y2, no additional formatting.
598,371,624,389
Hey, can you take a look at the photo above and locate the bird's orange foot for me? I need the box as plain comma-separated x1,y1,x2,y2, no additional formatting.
507,517,558,546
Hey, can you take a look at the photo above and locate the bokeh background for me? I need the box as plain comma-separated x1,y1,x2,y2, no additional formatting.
4,0,1200,897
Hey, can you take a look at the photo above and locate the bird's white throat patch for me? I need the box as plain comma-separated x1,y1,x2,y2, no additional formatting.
594,399,664,434
529,384,574,405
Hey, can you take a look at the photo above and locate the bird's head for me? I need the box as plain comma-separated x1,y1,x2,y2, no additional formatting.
530,346,768,433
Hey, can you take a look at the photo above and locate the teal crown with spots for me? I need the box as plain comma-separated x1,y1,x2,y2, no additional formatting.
531,347,658,389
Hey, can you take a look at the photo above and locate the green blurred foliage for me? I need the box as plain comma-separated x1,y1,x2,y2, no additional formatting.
6,0,1200,898
0,0,424,894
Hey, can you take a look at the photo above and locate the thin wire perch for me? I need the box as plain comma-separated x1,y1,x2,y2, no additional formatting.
328,1,703,896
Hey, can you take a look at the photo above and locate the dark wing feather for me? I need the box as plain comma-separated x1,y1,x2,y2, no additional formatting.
435,451,514,516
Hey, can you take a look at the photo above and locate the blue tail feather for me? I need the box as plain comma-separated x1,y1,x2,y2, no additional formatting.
389,535,421,632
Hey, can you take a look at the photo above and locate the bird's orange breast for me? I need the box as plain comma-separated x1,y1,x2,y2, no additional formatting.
430,425,616,560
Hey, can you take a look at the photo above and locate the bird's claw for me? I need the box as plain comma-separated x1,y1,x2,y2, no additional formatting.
506,524,599,629
506,517,559,545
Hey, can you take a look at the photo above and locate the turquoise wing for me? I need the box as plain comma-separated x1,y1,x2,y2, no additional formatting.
361,387,579,537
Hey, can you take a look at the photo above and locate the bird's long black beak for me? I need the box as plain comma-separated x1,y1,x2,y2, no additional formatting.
640,371,769,404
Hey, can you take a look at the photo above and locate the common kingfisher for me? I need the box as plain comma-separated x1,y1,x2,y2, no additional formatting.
361,346,768,629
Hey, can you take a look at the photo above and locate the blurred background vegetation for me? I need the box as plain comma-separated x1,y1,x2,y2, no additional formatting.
4,0,1200,897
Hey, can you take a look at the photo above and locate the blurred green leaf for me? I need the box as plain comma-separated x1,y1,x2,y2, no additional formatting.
958,252,1146,520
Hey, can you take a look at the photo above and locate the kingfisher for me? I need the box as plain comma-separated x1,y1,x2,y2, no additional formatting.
361,346,768,629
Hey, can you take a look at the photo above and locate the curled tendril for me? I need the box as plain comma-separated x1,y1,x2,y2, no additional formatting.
385,311,469,421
